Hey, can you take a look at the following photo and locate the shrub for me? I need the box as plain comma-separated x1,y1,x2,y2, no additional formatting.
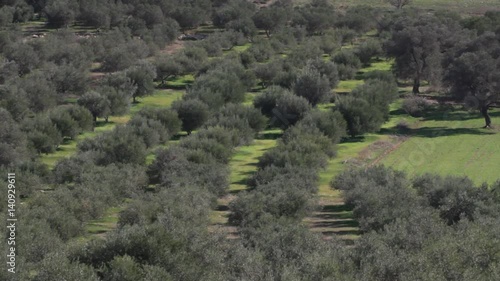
333,49,362,69
402,96,432,117
172,99,210,134
274,93,312,127
298,110,347,143
253,86,290,117
293,66,332,106
355,39,382,65
336,64,358,80
336,96,384,137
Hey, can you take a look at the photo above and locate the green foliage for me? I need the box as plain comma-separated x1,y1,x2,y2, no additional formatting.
351,79,398,120
126,61,157,103
43,0,78,27
0,108,28,166
185,69,246,108
298,110,347,143
333,49,362,80
128,116,169,148
274,93,312,127
252,4,289,37
78,91,110,122
293,65,332,106
333,166,420,231
253,59,282,88
355,39,383,65
402,95,431,117
78,125,147,165
212,0,256,28
337,5,378,33
253,85,290,117
172,99,210,134
292,0,336,35
413,174,498,224
137,107,181,136
33,252,99,281
23,114,62,154
336,95,384,137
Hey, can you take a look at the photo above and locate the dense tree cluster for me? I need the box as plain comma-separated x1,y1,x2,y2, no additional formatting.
2,1,500,280
332,166,500,280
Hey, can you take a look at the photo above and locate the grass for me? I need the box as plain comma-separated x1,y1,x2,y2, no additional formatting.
334,59,394,93
210,129,280,226
229,138,278,192
86,206,122,235
294,0,500,14
382,107,500,185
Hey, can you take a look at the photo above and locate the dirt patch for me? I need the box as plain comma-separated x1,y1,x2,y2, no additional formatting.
369,136,409,167
160,40,185,55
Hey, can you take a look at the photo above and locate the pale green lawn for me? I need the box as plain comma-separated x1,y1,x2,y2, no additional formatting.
229,138,278,192
383,108,500,185
295,0,500,13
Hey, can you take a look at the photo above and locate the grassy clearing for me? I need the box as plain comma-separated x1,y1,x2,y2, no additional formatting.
294,0,500,14
306,105,411,240
85,205,124,237
334,59,393,94
382,107,500,185
210,129,280,227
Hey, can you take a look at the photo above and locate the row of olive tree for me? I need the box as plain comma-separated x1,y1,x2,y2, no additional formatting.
332,166,500,280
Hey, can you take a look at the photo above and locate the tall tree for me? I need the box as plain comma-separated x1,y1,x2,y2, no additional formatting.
126,61,157,103
77,91,110,125
385,14,449,93
444,33,500,128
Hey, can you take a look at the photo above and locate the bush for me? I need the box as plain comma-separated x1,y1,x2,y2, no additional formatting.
244,40,275,63
402,96,432,117
293,66,332,106
128,116,168,148
336,63,358,80
78,126,147,165
137,107,181,135
332,166,421,231
336,96,384,137
355,39,382,65
253,59,282,88
298,110,347,143
172,99,210,134
274,93,312,127
185,69,246,108
253,86,290,117
351,79,398,121
333,49,362,69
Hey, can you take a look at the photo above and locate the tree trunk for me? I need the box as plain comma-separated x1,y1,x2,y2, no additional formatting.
481,105,492,128
92,115,97,131
412,77,420,94
133,95,137,103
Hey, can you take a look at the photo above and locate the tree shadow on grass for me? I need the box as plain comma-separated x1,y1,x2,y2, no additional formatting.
258,131,283,140
158,84,188,90
390,108,408,116
380,126,495,138
423,109,500,122
340,136,366,143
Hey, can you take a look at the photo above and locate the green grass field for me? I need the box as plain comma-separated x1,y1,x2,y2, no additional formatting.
382,107,500,185
294,0,500,14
